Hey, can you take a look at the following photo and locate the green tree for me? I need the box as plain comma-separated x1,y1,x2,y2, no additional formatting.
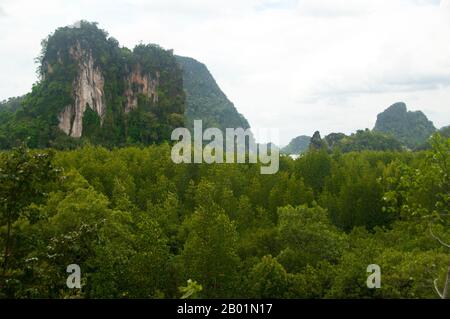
247,255,288,298
0,144,59,291
276,204,346,273
181,181,240,298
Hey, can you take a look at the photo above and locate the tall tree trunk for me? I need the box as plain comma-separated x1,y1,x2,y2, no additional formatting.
2,217,12,277
443,259,450,299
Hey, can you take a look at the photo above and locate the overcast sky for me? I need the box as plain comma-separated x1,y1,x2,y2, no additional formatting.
0,0,449,145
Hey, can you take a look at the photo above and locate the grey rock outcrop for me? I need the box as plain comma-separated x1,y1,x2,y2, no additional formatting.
124,64,159,113
58,42,106,137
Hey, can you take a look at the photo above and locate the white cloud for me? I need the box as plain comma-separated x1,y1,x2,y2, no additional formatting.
0,0,449,145
296,0,379,17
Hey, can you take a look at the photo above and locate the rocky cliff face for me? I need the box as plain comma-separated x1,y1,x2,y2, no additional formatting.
0,21,187,149
55,44,163,137
124,64,159,113
56,46,251,139
58,42,106,137
0,21,253,149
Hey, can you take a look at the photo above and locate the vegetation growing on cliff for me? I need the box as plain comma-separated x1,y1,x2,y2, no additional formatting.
176,56,250,132
0,21,185,149
281,135,311,155
374,102,436,149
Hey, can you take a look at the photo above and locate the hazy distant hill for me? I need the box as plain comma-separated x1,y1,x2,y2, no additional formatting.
281,135,310,155
373,102,436,149
329,129,403,152
440,125,450,138
0,96,25,114
282,128,403,154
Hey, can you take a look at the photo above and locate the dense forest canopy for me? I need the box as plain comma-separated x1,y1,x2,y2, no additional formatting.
282,129,405,156
0,132,448,298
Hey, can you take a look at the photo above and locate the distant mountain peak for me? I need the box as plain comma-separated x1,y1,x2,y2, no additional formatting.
385,102,407,112
281,135,311,155
373,102,436,149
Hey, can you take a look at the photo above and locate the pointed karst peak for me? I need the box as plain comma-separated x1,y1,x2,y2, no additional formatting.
374,102,436,149
68,20,82,29
311,131,321,140
386,102,407,113
310,131,327,150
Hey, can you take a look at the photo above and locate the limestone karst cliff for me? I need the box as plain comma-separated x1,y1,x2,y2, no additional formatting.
374,102,436,149
0,21,185,148
0,21,253,149
124,64,159,113
56,46,163,138
57,42,106,137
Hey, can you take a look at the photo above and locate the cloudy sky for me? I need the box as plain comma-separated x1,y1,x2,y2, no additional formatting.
0,0,449,145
